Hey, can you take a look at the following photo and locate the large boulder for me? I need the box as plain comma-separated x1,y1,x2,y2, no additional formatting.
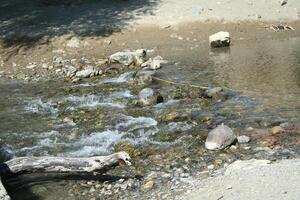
205,124,236,150
109,49,146,66
209,31,230,48
138,88,163,106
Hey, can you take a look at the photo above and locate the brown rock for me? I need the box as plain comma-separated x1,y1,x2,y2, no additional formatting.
272,126,285,134
142,180,154,191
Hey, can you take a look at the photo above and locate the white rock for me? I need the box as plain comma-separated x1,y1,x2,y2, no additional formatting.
109,49,146,66
75,67,98,78
141,56,167,70
209,31,231,48
237,135,251,143
205,124,236,150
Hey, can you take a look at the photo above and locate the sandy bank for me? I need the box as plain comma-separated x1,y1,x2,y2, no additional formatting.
186,159,300,200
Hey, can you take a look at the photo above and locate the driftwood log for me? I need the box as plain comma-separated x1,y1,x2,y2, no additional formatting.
0,151,131,199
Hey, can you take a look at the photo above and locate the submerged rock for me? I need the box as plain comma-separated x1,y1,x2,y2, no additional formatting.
138,88,164,106
205,124,236,150
209,32,230,48
109,49,146,66
135,70,156,85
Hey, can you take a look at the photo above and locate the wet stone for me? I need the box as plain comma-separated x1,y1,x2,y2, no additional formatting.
138,88,164,106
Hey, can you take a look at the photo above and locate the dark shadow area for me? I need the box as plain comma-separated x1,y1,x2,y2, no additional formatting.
3,173,143,200
0,0,160,47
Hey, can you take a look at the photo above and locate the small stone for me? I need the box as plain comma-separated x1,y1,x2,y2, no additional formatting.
271,126,285,134
26,63,37,69
237,135,251,143
209,31,230,48
207,164,214,170
205,124,236,150
142,180,154,191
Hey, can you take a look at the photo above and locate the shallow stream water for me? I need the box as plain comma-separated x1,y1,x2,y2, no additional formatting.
1,32,300,199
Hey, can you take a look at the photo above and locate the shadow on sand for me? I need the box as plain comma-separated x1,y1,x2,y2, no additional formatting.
0,0,160,48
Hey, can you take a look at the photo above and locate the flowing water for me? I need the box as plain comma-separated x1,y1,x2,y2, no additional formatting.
1,31,300,199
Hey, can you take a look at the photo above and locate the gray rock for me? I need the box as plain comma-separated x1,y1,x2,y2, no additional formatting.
237,135,251,143
205,124,236,150
138,88,163,106
205,87,223,97
209,32,231,48
109,49,146,66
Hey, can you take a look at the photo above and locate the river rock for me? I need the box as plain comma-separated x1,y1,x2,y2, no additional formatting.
138,88,163,106
141,56,166,70
109,49,146,66
75,67,98,78
209,32,230,48
205,124,236,150
237,135,251,143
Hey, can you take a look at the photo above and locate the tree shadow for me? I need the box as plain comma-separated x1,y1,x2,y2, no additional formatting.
3,173,143,200
0,0,160,48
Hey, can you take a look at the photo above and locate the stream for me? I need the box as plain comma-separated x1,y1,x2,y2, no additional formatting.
1,32,300,200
